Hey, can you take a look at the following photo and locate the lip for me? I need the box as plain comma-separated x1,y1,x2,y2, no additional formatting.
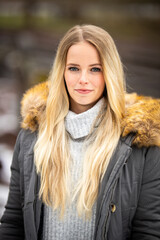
75,89,93,94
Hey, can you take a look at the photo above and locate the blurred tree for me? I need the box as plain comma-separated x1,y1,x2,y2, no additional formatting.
23,0,38,29
47,0,160,19
53,0,81,19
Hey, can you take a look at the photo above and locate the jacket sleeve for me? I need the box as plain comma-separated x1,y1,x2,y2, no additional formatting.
131,146,160,240
0,130,25,239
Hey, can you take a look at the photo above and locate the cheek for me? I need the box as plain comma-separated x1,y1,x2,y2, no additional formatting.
93,76,105,91
64,72,76,89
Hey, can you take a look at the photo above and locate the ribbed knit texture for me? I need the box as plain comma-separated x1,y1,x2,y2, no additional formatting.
42,98,105,240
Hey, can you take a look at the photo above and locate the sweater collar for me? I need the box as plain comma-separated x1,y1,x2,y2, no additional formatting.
65,98,105,140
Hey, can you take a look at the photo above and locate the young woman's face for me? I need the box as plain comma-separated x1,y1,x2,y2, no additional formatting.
64,41,105,114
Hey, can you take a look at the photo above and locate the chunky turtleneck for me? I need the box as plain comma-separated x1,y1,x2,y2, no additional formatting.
65,98,105,139
42,98,105,240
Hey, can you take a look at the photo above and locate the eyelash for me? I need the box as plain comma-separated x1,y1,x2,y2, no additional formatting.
68,67,79,71
91,67,101,72
68,67,102,72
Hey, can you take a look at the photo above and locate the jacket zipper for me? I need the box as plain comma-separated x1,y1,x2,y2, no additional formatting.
102,180,118,240
94,143,132,240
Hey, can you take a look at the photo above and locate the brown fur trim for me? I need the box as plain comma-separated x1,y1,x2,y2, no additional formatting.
20,81,160,147
122,93,160,147
21,81,49,132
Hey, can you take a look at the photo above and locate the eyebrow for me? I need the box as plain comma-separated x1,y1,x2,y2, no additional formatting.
66,63,102,66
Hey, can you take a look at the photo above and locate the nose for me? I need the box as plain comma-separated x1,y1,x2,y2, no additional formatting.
79,71,88,84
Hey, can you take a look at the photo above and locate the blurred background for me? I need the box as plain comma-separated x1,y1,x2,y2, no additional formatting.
0,0,160,218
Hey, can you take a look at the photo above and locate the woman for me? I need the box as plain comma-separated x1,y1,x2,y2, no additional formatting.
0,25,160,240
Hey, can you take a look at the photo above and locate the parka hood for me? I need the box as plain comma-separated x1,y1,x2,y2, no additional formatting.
21,81,160,148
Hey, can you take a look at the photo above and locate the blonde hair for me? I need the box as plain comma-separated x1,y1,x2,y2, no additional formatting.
34,25,125,217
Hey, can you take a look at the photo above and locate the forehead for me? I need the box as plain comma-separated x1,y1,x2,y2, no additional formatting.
66,41,101,63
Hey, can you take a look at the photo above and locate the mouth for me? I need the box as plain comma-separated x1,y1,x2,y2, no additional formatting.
75,89,93,94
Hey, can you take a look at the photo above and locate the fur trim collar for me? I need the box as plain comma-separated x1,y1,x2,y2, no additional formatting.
21,81,160,148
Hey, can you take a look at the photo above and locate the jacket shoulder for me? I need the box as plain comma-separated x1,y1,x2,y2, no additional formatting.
15,129,37,156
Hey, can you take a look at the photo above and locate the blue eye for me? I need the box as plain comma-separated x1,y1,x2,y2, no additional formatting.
91,67,102,72
69,67,79,71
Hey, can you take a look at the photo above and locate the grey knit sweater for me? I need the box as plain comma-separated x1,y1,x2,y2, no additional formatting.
42,98,105,240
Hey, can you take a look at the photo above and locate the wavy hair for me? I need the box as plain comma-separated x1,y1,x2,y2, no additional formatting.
34,25,125,217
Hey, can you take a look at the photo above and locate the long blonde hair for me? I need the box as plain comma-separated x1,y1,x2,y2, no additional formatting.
34,25,125,217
